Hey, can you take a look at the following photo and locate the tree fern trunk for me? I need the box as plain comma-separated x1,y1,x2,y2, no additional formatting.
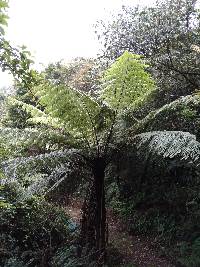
79,158,107,266
93,159,106,256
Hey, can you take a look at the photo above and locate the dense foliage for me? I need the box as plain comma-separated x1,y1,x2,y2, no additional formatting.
1,0,200,266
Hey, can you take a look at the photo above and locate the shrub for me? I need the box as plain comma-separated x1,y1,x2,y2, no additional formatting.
0,197,73,266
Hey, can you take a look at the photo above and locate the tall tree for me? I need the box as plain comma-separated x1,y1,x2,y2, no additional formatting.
44,57,103,94
96,0,200,112
0,0,41,128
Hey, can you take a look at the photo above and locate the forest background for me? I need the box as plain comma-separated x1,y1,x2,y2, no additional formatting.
1,1,200,267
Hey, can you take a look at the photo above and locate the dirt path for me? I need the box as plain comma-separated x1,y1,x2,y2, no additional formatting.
65,198,175,267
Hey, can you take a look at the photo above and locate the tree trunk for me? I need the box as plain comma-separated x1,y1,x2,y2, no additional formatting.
93,159,106,257
79,158,107,266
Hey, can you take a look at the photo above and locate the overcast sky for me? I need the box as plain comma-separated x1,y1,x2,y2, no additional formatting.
0,0,155,87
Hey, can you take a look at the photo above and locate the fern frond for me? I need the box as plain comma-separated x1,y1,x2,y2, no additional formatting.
36,83,100,127
133,131,200,166
0,126,72,159
100,51,155,111
21,162,72,199
7,97,65,130
132,94,200,135
1,148,80,199
1,148,78,182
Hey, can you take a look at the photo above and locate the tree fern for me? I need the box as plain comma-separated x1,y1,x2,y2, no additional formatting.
3,49,200,265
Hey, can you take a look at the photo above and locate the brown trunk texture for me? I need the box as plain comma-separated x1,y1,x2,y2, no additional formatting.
78,158,107,266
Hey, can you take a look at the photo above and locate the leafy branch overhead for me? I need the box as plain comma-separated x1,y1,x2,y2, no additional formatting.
0,1,40,91
0,0,8,35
